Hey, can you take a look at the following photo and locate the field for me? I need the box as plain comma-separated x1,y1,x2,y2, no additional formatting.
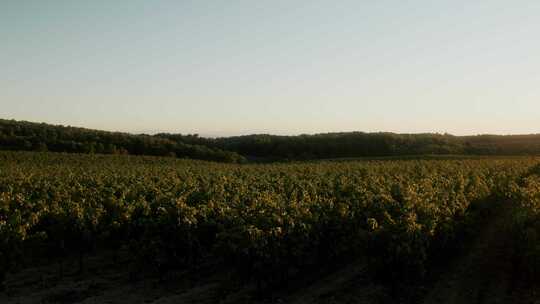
2,151,540,303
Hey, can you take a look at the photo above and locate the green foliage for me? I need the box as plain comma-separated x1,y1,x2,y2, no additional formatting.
3,118,540,164
507,165,540,278
0,119,245,163
0,151,536,291
159,132,540,161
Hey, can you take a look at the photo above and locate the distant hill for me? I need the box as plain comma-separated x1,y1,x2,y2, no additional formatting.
157,132,540,160
1,118,540,162
0,119,245,163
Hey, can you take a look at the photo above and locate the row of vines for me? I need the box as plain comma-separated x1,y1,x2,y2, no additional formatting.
0,152,537,293
508,163,540,281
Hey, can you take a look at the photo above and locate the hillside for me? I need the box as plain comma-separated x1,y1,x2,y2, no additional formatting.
0,119,245,163
2,119,540,162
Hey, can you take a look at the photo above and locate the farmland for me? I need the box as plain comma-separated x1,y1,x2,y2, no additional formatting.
1,151,540,303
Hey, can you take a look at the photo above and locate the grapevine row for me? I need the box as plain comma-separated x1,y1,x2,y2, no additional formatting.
0,152,535,291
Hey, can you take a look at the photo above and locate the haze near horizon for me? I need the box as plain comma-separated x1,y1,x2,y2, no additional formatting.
2,1,539,136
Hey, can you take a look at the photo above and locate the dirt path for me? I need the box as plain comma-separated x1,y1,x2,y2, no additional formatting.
285,261,390,304
0,251,229,304
422,204,517,304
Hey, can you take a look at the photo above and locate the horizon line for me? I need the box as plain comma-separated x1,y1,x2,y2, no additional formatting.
2,117,539,139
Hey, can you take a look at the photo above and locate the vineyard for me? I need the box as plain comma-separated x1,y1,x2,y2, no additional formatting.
1,151,540,303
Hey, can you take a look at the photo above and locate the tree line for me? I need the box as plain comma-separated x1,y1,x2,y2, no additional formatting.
2,118,540,162
157,132,540,160
0,119,245,163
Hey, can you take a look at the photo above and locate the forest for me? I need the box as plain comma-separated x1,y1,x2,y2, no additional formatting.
0,119,245,163
2,119,540,162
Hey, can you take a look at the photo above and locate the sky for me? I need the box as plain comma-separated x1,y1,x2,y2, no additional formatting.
1,1,539,136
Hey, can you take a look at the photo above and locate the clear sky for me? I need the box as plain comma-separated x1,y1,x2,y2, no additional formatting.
1,1,539,136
